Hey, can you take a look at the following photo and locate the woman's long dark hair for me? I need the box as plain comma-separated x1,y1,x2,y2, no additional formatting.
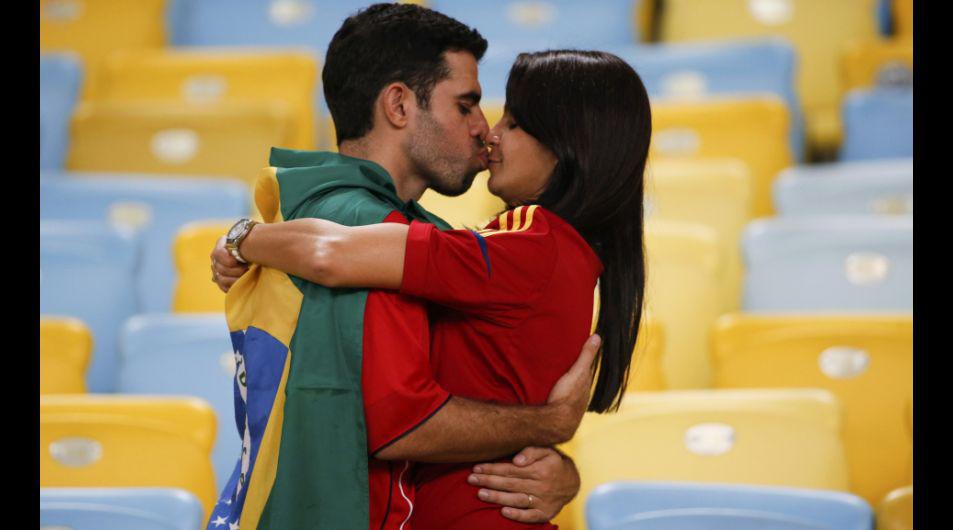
505,50,650,413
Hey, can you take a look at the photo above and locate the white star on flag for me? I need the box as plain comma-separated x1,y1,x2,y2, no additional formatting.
229,521,240,530
225,498,232,505
211,515,227,527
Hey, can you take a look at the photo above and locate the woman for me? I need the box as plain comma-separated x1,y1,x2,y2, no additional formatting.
215,50,650,529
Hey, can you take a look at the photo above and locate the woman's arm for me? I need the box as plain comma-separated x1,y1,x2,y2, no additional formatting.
234,218,409,289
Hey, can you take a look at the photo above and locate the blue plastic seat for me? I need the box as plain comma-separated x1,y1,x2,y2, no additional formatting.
40,221,138,393
118,314,239,490
168,0,361,53
40,172,249,312
841,87,913,161
432,0,641,51
586,482,873,530
742,216,912,312
40,487,204,530
774,158,913,216
608,39,804,160
40,53,83,170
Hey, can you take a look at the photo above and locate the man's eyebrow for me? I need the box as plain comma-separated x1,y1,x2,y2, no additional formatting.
457,91,482,105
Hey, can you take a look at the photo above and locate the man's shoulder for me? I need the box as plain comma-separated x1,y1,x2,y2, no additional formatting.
291,187,399,227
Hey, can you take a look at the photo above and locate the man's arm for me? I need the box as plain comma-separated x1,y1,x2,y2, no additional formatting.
374,334,600,463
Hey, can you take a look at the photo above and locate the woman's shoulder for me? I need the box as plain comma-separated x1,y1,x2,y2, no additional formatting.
476,204,554,237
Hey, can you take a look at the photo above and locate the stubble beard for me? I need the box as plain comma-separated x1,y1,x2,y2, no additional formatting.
407,110,481,198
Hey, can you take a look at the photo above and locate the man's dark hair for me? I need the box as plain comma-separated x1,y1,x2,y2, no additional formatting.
323,3,488,143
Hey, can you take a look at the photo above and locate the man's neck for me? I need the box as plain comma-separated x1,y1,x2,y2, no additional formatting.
338,139,429,203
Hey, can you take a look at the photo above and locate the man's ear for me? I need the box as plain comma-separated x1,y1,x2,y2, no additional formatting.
379,82,415,130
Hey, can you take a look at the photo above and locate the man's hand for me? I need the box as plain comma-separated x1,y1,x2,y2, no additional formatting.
468,446,580,523
545,334,601,443
210,235,249,293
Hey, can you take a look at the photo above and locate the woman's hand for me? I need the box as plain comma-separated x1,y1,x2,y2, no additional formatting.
467,446,580,523
211,235,249,293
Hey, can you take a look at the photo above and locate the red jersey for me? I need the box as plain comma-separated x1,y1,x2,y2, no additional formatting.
400,205,604,530
362,211,452,530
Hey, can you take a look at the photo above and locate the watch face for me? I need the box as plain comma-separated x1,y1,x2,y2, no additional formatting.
227,220,247,241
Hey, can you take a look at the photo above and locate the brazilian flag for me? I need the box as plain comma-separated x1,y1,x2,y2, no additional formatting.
207,148,449,530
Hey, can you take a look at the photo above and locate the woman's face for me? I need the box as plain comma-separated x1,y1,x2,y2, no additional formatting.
486,110,557,207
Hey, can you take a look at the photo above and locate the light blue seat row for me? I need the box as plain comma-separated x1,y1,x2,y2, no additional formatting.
40,221,138,393
40,172,249,313
40,487,204,530
40,53,83,170
167,0,359,53
609,38,804,160
774,158,913,216
586,482,873,530
119,313,239,490
742,216,912,312
841,87,913,162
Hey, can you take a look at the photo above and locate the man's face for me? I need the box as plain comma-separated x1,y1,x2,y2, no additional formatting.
405,51,490,197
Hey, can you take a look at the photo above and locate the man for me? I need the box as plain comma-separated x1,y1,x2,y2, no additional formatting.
208,4,596,529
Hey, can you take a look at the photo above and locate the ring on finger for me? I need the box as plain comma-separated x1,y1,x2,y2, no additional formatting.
526,494,534,508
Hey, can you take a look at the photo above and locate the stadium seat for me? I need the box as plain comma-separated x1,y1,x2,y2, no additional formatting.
40,487,204,530
40,53,83,170
841,39,913,94
559,389,850,530
40,221,138,393
774,158,913,216
611,39,804,160
876,485,912,530
66,101,293,188
657,0,882,153
644,221,722,388
586,482,873,530
40,173,249,313
712,313,913,503
40,395,218,518
173,221,235,313
40,317,93,395
430,0,643,53
419,172,505,229
39,0,167,97
627,318,666,392
167,0,361,54
742,216,912,311
119,313,239,490
841,88,913,161
96,49,320,150
646,159,751,312
893,0,912,38
650,96,791,218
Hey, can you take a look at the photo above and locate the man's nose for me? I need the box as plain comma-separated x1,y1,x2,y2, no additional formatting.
472,106,490,142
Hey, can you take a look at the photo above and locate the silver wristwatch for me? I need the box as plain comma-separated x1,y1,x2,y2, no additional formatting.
225,218,259,264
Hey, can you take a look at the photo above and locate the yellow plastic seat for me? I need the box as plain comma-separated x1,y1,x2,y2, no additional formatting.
40,317,93,395
67,102,292,190
39,0,167,97
657,0,881,152
644,220,722,388
894,0,913,38
841,38,913,94
172,221,234,313
40,394,218,518
651,96,791,218
556,388,849,530
646,159,752,312
876,485,912,530
712,313,913,504
95,50,319,149
627,317,667,392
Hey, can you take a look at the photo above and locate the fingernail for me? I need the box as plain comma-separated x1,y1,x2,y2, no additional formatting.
478,489,489,500
514,455,526,465
468,474,479,485
502,508,514,517
473,465,483,473
591,334,602,347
